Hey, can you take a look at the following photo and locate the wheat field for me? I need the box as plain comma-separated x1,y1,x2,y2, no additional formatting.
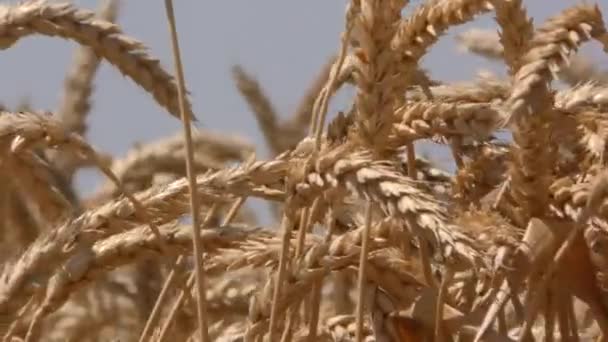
1,0,608,341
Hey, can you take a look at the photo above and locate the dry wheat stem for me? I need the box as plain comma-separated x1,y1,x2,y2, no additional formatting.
293,56,337,131
148,198,244,341
137,204,218,342
137,255,186,342
354,201,373,342
434,266,454,341
311,7,355,150
158,271,196,342
267,209,295,341
161,0,210,340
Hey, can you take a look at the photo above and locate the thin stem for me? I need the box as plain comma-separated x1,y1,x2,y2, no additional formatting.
567,294,580,342
280,205,313,342
306,280,323,342
162,1,209,341
406,142,417,179
158,272,195,342
222,197,246,224
312,35,349,150
138,204,219,342
295,208,310,259
355,201,373,341
156,199,244,342
544,289,555,342
417,232,438,289
268,213,294,340
473,279,510,342
434,267,454,341
518,229,580,341
498,307,507,335
309,87,327,136
310,5,355,149
279,315,295,342
450,137,464,170
510,283,525,322
556,291,570,341
493,177,511,210
137,255,185,342
2,295,35,342
296,198,320,257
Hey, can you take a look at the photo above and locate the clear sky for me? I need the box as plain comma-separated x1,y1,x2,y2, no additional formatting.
2,0,607,223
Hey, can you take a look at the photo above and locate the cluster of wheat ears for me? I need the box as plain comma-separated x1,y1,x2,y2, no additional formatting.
2,0,608,341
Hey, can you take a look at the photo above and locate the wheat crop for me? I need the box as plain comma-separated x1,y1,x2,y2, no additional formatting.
1,0,608,341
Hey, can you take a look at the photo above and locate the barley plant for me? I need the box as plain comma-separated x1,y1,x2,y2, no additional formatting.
1,0,608,341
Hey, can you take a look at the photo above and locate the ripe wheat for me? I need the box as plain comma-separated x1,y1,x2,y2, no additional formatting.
1,0,608,341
